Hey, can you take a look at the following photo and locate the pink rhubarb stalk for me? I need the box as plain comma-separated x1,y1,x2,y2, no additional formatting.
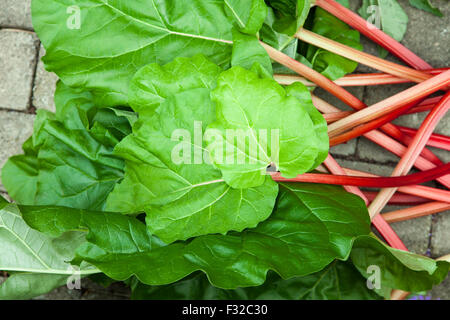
295,29,431,83
314,0,432,70
399,127,450,151
382,202,450,223
275,69,448,87
328,70,450,137
369,92,450,218
261,42,366,110
322,155,407,250
270,162,450,188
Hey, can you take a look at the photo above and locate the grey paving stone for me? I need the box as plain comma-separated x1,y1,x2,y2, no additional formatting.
336,159,394,176
401,1,450,69
0,0,33,30
330,138,358,157
394,112,450,135
431,211,450,258
430,274,450,300
431,147,450,164
32,45,57,112
363,83,413,106
0,29,39,111
356,137,400,163
384,206,432,255
313,86,365,111
0,110,35,191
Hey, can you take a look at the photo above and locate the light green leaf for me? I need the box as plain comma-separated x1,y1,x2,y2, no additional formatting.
224,0,268,34
0,202,99,299
83,183,370,289
1,84,129,211
32,0,236,106
231,29,273,77
285,82,329,168
409,0,443,17
351,235,450,294
207,66,321,188
107,82,278,242
128,55,223,116
0,273,69,300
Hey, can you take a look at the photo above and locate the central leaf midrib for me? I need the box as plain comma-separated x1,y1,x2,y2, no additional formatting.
100,0,233,45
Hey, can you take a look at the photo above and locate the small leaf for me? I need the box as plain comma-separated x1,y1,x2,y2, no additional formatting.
409,0,443,17
207,67,321,188
224,0,268,34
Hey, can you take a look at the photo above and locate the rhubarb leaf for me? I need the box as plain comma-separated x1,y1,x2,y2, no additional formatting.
224,0,268,35
1,83,130,211
265,0,311,36
285,82,329,168
409,0,443,17
131,262,382,300
128,55,223,117
351,235,450,294
0,200,98,299
207,66,321,188
231,29,273,77
107,58,278,242
107,90,278,242
80,183,370,289
304,5,362,80
32,0,236,107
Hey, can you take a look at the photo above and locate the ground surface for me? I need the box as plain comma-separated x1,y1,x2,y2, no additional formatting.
0,0,449,299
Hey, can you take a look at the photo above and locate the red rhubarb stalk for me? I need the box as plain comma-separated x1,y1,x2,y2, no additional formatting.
343,168,450,203
275,69,448,87
399,126,450,151
295,29,431,82
382,202,450,223
369,93,450,217
321,155,407,250
328,70,450,137
261,42,366,110
270,162,450,188
314,0,432,70
364,131,450,188
312,95,447,176
363,191,428,206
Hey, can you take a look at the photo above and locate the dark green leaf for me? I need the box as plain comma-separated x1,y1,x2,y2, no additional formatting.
32,0,237,106
409,0,443,17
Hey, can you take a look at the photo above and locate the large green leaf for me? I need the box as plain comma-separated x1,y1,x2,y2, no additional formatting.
1,83,131,211
351,235,450,294
79,183,370,289
106,61,278,242
207,66,321,188
0,200,99,299
131,261,382,300
32,0,236,107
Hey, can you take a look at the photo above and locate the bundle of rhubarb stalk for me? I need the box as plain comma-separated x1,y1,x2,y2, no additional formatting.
0,0,449,300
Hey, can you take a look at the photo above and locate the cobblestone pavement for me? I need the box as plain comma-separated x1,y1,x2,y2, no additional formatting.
0,0,449,299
